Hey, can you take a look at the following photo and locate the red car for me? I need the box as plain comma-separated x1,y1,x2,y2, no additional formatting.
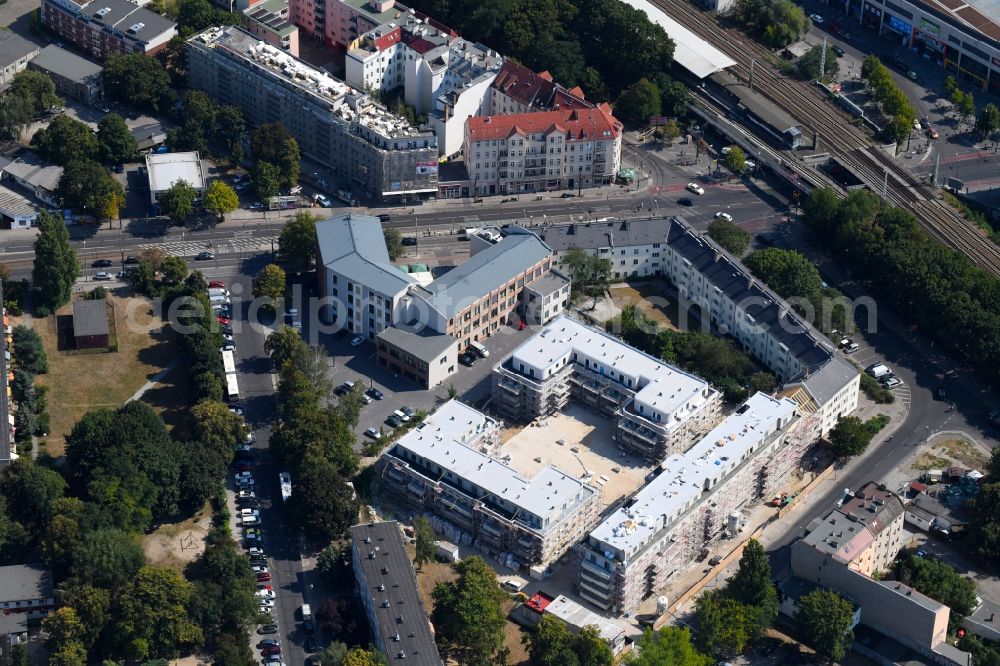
217,316,231,325
209,280,226,288
234,462,252,472
256,572,271,582
261,646,281,656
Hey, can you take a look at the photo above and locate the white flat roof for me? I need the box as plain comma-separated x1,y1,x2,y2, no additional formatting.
392,400,597,530
546,595,625,644
589,392,797,559
618,0,737,79
509,316,713,424
222,350,236,374
145,151,205,192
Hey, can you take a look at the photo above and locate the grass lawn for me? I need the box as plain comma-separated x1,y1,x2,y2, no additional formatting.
936,438,987,470
30,293,174,457
913,452,950,471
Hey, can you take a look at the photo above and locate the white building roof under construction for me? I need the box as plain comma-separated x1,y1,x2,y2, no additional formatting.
589,392,797,559
390,399,597,533
618,0,737,78
509,315,716,429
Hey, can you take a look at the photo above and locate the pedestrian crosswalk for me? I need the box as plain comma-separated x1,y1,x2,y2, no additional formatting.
136,236,276,257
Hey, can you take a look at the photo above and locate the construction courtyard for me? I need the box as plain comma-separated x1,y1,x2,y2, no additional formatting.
500,404,653,512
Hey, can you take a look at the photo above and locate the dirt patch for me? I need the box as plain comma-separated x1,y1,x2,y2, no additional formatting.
608,282,678,331
935,438,987,470
142,502,213,570
27,293,174,457
503,611,530,665
913,453,951,471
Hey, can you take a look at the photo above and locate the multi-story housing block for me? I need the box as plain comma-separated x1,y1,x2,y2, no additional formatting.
243,0,299,56
41,0,176,59
576,392,802,612
345,12,502,157
464,108,622,195
488,60,593,116
380,399,601,566
539,218,672,280
493,316,723,461
349,521,443,665
661,216,860,438
187,26,438,203
316,213,416,339
0,32,40,88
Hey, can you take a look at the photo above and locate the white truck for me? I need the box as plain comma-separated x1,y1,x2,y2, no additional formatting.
866,363,891,379
279,472,292,502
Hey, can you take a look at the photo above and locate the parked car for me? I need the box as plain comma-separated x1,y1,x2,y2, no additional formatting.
364,427,382,440
217,316,232,325
124,256,140,264
93,259,113,267
335,381,354,396
402,236,418,246
238,490,256,500
936,387,947,400
247,546,264,556
832,45,845,57
927,127,939,139
377,214,391,223
209,280,226,288
314,194,331,207
366,387,384,401
393,409,410,422
257,625,278,635
256,572,271,582
907,70,919,82
560,192,576,198
262,646,281,657
304,639,317,653
94,272,113,280
303,620,315,636
257,640,279,648
252,565,269,574
459,352,477,367
386,415,403,428
809,13,823,22
400,406,415,419
350,336,365,347
685,183,705,195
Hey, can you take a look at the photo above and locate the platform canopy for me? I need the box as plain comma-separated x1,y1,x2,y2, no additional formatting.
620,0,738,79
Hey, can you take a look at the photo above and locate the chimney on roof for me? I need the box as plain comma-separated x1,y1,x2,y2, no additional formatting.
714,250,722,262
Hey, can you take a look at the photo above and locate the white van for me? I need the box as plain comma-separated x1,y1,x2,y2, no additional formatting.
242,515,260,526
210,294,231,306
208,288,230,298
300,603,312,620
469,340,489,358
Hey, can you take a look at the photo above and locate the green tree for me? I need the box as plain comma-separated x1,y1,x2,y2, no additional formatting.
695,590,755,658
795,588,855,661
215,105,246,165
31,211,78,313
524,614,613,666
252,263,286,304
11,325,48,374
342,649,386,666
976,103,1000,139
745,247,823,305
252,161,281,199
968,483,1000,565
432,556,508,666
43,607,86,653
113,566,204,660
895,552,978,618
0,458,65,530
103,53,170,111
828,415,874,457
71,528,145,590
725,539,778,635
31,115,98,166
159,179,197,225
0,90,33,140
796,45,840,81
384,228,404,260
204,180,240,221
724,146,747,175
58,160,125,221
625,627,710,666
62,584,111,649
160,256,188,284
10,69,62,118
251,123,300,188
959,91,976,126
286,458,359,544
264,325,307,370
97,113,138,165
561,248,611,298
414,515,435,569
277,212,320,272
707,218,750,256
614,78,660,127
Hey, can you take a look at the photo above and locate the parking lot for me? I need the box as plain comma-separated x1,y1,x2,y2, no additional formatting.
312,318,538,450
501,404,652,511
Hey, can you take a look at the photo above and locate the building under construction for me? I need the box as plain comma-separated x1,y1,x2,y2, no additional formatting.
492,315,723,461
379,399,601,567
575,392,818,613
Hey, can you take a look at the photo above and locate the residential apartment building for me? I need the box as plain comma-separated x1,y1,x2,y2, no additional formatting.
243,0,299,56
539,218,672,280
316,213,417,339
27,45,103,104
0,31,40,88
380,399,601,566
791,484,971,666
465,108,622,195
41,0,177,58
0,565,54,618
187,26,438,202
576,392,806,612
375,326,457,388
350,521,443,666
493,316,723,461
346,13,502,157
661,216,860,438
489,60,593,116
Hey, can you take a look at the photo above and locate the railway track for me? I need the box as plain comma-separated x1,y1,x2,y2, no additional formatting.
652,0,1000,276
